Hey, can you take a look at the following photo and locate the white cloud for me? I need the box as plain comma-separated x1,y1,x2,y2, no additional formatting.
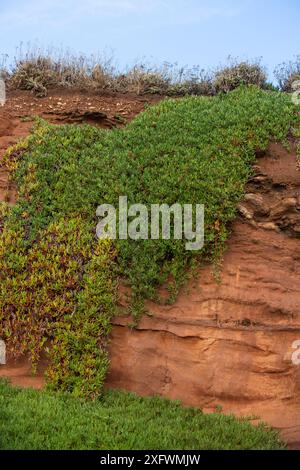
0,0,241,28
0,0,161,26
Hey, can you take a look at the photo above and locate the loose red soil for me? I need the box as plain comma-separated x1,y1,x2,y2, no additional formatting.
0,89,161,204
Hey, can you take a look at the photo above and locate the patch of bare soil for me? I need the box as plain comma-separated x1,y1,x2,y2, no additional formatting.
2,89,161,127
0,89,161,204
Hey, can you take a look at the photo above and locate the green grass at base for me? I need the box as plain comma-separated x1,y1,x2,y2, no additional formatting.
0,380,284,450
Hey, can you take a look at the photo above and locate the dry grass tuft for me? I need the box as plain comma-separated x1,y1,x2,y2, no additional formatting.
2,45,287,97
213,58,267,93
274,56,300,92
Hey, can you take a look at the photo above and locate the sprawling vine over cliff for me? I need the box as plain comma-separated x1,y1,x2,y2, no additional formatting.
0,86,299,398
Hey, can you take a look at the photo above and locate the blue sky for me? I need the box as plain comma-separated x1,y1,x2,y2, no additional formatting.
0,0,299,80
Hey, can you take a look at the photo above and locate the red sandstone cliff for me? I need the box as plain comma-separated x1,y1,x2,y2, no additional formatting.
107,144,300,448
1,97,300,448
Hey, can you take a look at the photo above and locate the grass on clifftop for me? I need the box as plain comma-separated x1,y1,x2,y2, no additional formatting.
0,86,299,398
0,380,284,450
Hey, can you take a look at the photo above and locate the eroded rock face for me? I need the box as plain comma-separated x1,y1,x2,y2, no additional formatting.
107,143,300,449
